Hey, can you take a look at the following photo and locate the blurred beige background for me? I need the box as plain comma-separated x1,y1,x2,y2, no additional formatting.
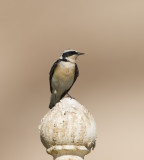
0,0,144,160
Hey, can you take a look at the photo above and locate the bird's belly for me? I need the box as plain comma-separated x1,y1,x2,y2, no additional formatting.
52,64,75,92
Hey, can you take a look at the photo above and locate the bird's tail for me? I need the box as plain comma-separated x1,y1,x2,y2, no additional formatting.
49,92,60,109
49,93,55,109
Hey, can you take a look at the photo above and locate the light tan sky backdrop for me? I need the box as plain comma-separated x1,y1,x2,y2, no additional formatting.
0,0,144,160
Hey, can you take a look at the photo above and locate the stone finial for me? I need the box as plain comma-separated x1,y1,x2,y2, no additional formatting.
39,97,96,160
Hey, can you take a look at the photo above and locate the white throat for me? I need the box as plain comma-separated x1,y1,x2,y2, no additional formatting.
65,55,78,63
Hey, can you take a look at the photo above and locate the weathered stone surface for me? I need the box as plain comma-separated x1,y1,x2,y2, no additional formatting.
39,97,96,160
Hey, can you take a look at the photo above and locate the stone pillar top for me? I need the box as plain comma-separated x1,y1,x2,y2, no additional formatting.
39,97,96,160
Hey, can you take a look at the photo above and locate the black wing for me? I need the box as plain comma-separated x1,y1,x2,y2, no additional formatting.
60,63,79,99
49,59,60,93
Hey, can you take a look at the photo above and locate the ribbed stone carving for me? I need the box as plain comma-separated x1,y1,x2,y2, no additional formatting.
39,97,96,160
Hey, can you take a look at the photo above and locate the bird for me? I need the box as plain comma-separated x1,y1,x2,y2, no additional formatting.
49,49,85,109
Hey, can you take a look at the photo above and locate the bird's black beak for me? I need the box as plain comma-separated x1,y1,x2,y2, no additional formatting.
77,52,85,55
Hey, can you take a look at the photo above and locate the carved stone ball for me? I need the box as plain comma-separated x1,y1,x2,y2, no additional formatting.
39,97,96,151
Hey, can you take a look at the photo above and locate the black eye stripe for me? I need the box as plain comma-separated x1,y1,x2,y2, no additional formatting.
62,51,77,58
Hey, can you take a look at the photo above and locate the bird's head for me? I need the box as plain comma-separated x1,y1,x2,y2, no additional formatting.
60,49,85,63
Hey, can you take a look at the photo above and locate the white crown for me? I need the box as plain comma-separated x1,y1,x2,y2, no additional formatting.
63,49,77,53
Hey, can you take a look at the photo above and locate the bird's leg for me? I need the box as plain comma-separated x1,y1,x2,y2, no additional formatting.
67,93,75,99
67,93,71,97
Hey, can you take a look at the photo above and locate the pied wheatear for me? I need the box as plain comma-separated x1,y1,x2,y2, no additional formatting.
49,49,85,109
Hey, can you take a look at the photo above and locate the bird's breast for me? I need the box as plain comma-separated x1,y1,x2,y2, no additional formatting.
52,61,75,90
54,62,75,79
